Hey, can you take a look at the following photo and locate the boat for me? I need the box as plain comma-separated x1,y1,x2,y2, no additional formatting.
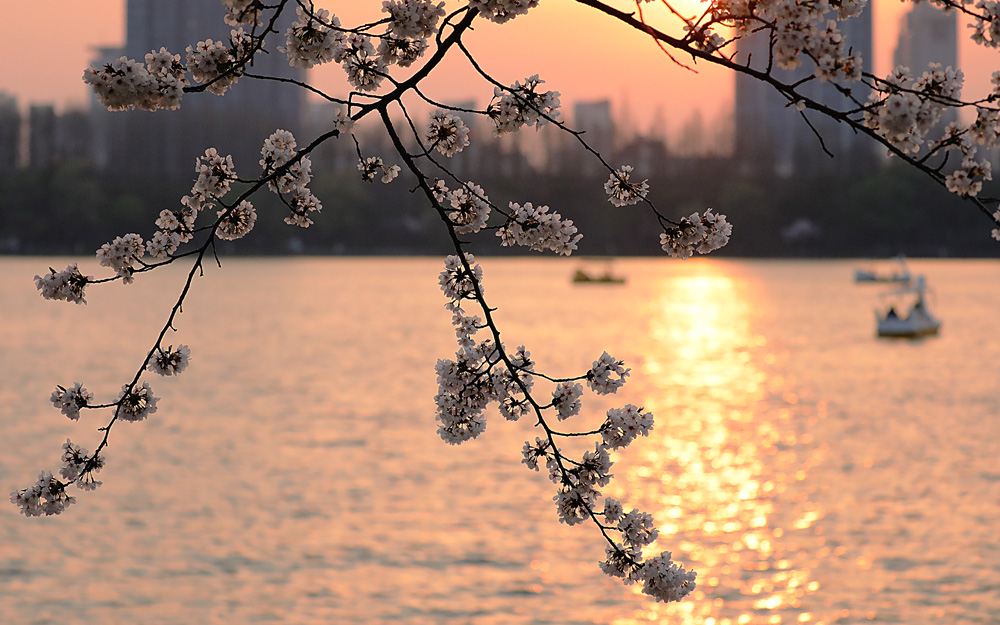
855,255,912,284
572,268,625,284
855,255,911,284
875,275,941,338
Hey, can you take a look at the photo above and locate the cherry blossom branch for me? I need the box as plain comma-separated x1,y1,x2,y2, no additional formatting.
379,102,696,602
575,0,1000,225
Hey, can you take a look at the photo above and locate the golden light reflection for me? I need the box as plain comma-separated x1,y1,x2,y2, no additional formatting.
611,261,829,625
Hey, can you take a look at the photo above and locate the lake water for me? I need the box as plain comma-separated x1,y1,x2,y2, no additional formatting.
0,257,998,625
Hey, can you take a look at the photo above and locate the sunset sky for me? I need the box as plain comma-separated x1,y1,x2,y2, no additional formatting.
2,0,998,140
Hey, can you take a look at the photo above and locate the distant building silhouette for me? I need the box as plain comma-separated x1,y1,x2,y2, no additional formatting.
0,93,20,173
894,2,959,132
56,109,94,164
28,105,56,170
617,135,669,178
545,100,616,176
735,6,876,178
575,100,615,175
100,1,304,179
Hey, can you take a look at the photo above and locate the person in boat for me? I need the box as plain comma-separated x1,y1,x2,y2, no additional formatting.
885,306,898,320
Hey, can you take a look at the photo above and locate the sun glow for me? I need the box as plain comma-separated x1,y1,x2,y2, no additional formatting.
635,0,720,32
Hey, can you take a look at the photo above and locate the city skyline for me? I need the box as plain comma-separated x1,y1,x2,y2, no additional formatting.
4,0,998,142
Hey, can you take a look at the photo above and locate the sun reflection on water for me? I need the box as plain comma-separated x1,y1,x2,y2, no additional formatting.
613,261,829,625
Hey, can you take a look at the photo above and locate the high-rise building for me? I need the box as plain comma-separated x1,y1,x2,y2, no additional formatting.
894,2,959,131
56,109,94,164
0,93,20,173
547,100,615,176
894,3,958,75
104,1,304,178
29,105,56,170
734,7,876,178
574,100,615,159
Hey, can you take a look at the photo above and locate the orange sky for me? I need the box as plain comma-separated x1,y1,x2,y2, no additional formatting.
1,0,998,141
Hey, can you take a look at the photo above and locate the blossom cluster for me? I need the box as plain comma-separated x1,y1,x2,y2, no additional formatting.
151,207,193,256
333,104,356,135
587,352,631,395
683,22,726,53
497,202,581,256
117,382,159,423
192,147,238,202
51,383,94,421
427,111,471,157
145,146,237,261
604,165,650,207
280,0,449,82
280,3,442,91
970,0,1000,48
864,64,966,154
383,0,446,39
82,48,187,112
189,28,256,96
532,387,691,602
222,0,265,26
59,439,105,491
148,345,192,376
434,339,503,443
378,35,428,68
218,201,259,240
863,64,997,197
487,75,561,135
551,382,583,420
602,546,698,603
716,0,865,82
260,129,323,228
438,253,484,305
659,209,733,259
601,404,654,450
10,472,76,517
139,146,238,262
280,6,349,69
9,439,106,517
433,181,492,234
84,26,256,111
468,0,540,23
97,233,145,283
358,156,401,184
89,127,331,280
34,263,90,304
342,35,390,92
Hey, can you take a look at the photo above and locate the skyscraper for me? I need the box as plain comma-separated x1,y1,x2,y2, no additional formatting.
105,1,304,178
546,100,616,176
894,2,959,131
575,101,615,154
0,93,20,173
734,7,876,178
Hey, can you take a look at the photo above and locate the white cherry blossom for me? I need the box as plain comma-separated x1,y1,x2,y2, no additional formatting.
147,345,191,376
34,264,89,304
